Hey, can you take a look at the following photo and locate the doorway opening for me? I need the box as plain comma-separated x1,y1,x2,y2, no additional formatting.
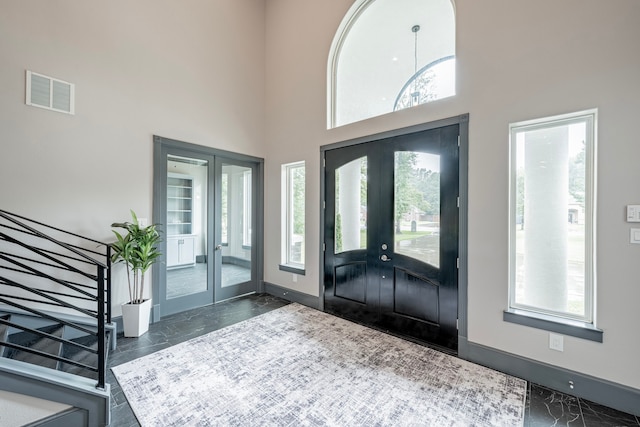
321,115,468,352
152,136,264,320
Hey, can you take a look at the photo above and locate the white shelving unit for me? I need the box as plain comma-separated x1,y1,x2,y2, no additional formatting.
167,173,196,268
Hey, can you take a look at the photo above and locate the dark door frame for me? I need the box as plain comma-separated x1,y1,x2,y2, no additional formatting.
319,114,469,350
151,135,265,322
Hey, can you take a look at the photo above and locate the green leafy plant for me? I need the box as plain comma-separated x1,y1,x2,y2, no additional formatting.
111,210,161,304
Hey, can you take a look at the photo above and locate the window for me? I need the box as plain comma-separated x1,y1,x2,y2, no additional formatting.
280,162,305,273
507,110,599,340
328,0,456,128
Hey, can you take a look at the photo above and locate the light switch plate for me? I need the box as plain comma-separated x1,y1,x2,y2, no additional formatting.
630,228,640,244
627,205,640,222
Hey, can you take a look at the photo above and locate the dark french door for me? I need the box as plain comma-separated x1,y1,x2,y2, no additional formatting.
153,137,261,319
323,125,459,351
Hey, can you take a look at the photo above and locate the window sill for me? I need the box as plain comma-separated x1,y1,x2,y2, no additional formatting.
503,309,603,343
279,264,305,275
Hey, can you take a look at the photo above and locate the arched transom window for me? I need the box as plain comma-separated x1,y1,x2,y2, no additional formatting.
328,0,456,128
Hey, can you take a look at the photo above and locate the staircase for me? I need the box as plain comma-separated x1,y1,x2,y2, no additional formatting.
0,209,113,426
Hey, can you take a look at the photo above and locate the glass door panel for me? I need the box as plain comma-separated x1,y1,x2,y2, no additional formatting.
220,164,252,288
166,155,209,299
394,151,440,268
215,159,256,301
335,157,367,254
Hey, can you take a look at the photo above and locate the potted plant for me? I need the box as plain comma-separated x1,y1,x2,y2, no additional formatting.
110,210,161,337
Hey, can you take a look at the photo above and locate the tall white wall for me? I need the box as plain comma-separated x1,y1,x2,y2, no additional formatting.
264,0,640,390
0,0,265,313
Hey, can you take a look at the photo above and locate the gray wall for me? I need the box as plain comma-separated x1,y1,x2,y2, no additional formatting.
0,0,266,315
1,0,639,399
264,0,640,391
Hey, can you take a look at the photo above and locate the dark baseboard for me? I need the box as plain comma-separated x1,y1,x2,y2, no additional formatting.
222,256,251,269
263,282,320,309
459,337,640,416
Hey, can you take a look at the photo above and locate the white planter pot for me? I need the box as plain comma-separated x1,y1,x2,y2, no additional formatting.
121,299,152,337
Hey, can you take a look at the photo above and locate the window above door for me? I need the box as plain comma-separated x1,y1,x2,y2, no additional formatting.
328,0,456,128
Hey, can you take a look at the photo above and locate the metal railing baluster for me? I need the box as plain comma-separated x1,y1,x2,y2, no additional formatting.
0,209,112,389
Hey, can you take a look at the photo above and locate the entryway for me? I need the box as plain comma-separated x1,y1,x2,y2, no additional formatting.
152,136,264,319
322,119,464,352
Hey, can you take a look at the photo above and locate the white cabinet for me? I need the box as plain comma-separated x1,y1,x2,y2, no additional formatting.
167,235,195,268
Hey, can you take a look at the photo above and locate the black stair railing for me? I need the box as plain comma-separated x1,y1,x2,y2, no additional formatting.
0,209,111,390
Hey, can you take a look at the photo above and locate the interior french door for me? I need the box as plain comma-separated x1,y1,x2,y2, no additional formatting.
154,137,260,318
323,125,459,351
161,152,214,316
213,157,257,302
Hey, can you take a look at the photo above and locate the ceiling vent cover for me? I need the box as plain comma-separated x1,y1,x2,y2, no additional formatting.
26,70,75,115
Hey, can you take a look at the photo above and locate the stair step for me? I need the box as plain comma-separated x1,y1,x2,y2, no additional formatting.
59,334,103,380
0,314,10,357
4,324,64,370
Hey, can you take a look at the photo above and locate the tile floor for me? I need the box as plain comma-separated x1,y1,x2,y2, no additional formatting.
166,263,251,299
107,294,639,427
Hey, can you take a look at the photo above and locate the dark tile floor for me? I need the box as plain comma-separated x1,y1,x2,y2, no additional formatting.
166,263,250,299
524,382,640,427
107,294,639,427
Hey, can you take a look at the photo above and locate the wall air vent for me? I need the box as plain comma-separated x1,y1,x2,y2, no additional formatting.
26,70,75,115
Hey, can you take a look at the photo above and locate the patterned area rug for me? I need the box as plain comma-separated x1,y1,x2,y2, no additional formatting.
112,304,526,426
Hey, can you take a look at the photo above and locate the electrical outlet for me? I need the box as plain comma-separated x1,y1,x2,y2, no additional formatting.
292,274,297,283
549,333,564,352
138,218,148,227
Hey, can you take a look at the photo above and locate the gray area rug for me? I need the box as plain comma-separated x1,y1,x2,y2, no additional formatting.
112,304,526,426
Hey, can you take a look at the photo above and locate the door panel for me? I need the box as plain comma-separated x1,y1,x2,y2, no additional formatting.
393,268,439,324
161,153,214,316
334,262,367,303
324,125,459,351
214,158,256,302
324,144,378,325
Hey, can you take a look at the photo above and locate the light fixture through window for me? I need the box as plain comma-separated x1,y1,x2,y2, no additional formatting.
411,25,421,107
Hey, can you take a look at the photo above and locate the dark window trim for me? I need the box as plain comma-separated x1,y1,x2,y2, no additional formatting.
503,309,603,343
279,264,305,275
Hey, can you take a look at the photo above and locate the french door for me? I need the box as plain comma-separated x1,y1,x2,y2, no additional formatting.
213,157,257,302
323,125,459,351
153,137,261,318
